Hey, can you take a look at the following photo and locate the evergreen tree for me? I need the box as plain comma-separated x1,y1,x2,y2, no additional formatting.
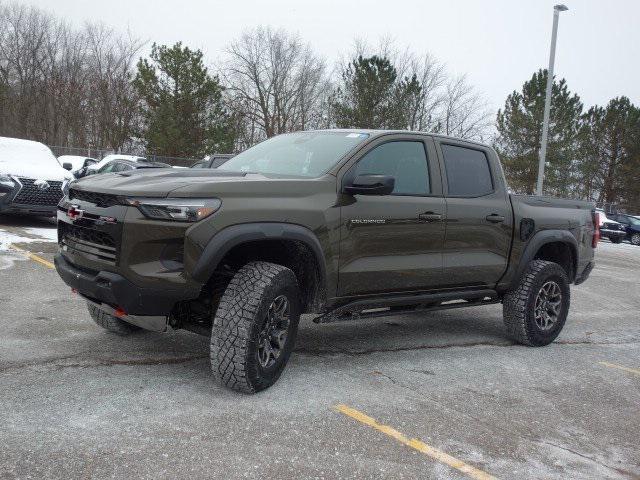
577,97,640,206
332,55,421,129
133,42,235,157
495,69,582,195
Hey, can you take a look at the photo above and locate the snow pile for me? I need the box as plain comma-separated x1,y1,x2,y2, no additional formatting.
0,136,71,180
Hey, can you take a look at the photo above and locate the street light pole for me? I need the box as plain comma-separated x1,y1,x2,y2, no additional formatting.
536,4,568,196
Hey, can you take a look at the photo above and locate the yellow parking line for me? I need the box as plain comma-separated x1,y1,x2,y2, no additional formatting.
334,404,497,480
598,362,640,376
9,244,55,269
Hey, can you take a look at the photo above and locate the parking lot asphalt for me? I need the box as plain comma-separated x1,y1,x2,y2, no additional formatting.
1,217,639,479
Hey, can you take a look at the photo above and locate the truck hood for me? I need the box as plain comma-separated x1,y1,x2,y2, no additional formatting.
70,168,322,197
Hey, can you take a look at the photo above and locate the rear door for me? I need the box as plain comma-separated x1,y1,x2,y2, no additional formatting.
337,134,446,296
434,139,513,287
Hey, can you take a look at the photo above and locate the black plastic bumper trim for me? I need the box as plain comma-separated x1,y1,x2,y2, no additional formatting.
54,253,200,316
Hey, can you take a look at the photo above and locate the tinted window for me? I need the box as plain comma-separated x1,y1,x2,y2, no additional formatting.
210,157,231,168
351,141,430,195
98,162,118,173
190,161,206,169
441,145,493,196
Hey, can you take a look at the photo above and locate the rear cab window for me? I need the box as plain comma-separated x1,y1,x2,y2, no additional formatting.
441,144,493,197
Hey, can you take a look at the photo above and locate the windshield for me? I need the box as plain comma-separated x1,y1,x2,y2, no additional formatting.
218,131,370,177
628,216,640,226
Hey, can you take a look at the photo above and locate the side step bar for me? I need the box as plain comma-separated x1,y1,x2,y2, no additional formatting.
313,289,499,324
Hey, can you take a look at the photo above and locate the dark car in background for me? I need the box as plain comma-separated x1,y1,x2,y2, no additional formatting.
609,213,640,245
596,209,626,243
190,154,234,169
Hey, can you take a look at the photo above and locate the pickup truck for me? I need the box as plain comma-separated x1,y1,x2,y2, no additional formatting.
54,130,597,393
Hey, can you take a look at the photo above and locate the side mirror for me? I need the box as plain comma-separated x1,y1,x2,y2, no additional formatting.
344,174,395,196
62,162,73,171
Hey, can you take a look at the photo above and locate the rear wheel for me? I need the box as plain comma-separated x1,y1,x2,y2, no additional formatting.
631,233,640,246
210,261,301,393
87,303,140,335
503,260,570,346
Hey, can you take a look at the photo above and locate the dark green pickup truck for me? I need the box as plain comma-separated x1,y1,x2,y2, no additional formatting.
55,130,597,393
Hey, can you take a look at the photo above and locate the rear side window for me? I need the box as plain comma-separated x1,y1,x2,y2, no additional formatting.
352,141,430,195
441,144,493,197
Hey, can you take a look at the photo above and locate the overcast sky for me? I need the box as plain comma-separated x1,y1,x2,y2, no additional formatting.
27,0,640,115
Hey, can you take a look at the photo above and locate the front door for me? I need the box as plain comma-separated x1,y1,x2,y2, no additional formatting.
338,136,446,297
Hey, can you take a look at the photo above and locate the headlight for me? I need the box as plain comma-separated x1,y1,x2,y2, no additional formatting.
126,198,221,222
62,179,71,196
0,174,15,189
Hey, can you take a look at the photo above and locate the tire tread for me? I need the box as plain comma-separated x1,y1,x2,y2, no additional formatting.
210,261,298,393
503,260,569,346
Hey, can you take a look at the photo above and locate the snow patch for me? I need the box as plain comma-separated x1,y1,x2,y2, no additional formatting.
23,227,57,242
0,227,56,252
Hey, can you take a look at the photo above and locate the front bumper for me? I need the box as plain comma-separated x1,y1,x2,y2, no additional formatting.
54,253,201,319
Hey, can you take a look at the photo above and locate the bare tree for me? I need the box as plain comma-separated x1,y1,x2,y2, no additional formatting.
223,27,327,149
83,22,143,151
341,39,491,139
0,2,142,151
403,54,446,132
439,74,492,141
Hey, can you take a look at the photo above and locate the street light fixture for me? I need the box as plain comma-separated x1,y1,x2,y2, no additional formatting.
536,4,569,196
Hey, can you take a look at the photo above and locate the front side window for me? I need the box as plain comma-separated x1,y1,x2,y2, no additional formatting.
218,131,370,177
98,162,118,173
210,157,231,168
351,141,430,195
441,144,493,197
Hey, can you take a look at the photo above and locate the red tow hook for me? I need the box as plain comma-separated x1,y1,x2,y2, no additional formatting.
114,307,127,318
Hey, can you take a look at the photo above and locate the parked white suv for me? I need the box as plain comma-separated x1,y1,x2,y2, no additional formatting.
0,136,72,216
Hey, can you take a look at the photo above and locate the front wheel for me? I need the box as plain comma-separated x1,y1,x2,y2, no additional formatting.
610,236,623,244
502,260,570,347
631,233,640,246
210,261,301,393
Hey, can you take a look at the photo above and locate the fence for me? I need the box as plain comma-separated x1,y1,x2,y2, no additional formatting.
48,145,199,168
597,203,640,216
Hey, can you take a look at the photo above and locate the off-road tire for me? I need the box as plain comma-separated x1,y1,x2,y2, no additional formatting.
503,260,570,347
87,302,140,335
631,233,640,246
210,261,301,393
610,236,623,244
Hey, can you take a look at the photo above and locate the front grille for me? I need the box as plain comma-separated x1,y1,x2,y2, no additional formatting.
68,188,120,208
13,178,63,206
59,222,118,265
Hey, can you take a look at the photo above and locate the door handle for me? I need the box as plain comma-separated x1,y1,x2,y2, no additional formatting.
486,214,505,223
419,212,443,222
